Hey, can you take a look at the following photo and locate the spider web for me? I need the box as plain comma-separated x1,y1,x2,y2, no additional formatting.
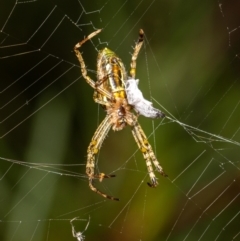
1,0,240,240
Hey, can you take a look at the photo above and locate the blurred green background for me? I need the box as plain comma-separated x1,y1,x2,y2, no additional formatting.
1,0,240,240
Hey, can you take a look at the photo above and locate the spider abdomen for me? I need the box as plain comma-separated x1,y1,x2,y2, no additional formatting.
97,48,127,95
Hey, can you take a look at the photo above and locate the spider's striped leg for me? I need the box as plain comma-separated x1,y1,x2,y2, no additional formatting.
131,121,167,187
130,29,144,79
87,115,119,201
74,29,113,100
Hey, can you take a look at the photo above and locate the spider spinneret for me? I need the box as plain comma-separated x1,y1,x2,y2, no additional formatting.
74,29,166,201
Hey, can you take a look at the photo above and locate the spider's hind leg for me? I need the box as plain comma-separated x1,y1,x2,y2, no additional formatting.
131,121,167,187
86,115,119,201
89,178,119,201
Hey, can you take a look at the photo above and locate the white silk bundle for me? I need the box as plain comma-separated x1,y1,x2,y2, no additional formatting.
125,78,165,118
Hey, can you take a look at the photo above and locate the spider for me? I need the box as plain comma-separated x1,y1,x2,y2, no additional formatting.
70,216,90,241
74,29,167,201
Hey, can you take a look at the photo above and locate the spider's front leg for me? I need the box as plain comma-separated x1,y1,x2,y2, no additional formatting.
74,29,113,100
131,121,167,187
130,29,144,79
86,115,119,201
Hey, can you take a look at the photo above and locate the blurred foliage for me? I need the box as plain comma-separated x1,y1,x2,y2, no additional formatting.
1,0,240,240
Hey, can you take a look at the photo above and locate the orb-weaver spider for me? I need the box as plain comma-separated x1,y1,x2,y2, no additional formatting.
74,29,166,201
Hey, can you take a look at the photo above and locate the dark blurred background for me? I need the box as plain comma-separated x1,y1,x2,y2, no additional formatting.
1,0,240,240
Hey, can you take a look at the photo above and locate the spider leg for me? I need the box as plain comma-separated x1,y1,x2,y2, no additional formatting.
87,115,119,201
70,218,78,238
83,216,91,233
130,29,144,79
131,121,167,187
74,29,113,100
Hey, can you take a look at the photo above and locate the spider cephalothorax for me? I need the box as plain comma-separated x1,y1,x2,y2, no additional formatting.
74,29,166,201
107,98,134,131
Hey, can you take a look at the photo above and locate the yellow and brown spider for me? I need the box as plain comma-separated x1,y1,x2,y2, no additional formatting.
74,29,167,201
